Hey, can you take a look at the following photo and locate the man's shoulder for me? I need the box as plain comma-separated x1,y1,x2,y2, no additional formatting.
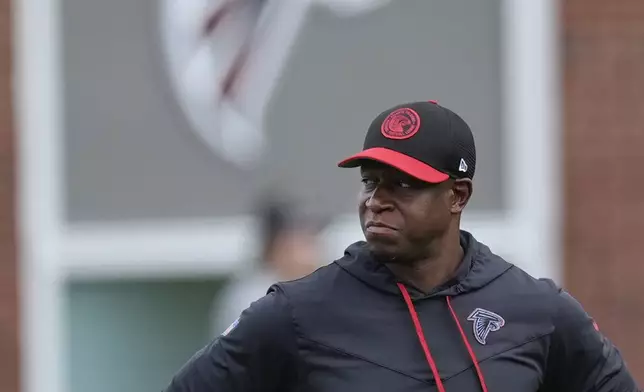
468,234,561,302
271,261,345,299
501,264,561,294
479,259,565,317
470,251,595,334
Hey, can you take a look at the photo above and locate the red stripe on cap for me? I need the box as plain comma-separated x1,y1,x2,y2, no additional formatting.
428,100,438,104
337,147,449,183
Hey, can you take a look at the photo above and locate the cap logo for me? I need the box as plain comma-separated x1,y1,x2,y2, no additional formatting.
380,108,421,140
459,158,468,173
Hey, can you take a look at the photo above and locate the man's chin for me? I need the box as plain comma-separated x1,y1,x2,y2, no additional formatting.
366,241,402,263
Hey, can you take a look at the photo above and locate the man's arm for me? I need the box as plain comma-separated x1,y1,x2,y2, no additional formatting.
543,290,639,391
164,286,298,391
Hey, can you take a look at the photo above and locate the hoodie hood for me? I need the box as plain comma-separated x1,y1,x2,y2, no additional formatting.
335,230,513,299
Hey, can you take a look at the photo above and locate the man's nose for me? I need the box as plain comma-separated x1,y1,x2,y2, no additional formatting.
365,186,393,213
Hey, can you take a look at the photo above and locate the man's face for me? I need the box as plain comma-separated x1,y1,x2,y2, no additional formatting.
358,161,469,262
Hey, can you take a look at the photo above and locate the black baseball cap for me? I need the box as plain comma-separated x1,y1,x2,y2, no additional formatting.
338,100,476,183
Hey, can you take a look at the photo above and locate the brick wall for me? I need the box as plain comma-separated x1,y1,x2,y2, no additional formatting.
0,0,20,391
564,0,644,383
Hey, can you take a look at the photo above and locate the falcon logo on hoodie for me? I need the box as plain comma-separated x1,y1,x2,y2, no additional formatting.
467,308,505,345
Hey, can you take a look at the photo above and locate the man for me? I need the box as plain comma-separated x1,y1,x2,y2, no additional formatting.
210,194,324,336
165,101,639,391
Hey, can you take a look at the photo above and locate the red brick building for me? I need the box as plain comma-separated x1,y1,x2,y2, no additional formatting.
564,0,644,382
0,0,20,390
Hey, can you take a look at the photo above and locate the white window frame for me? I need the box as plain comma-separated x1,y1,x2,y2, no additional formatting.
15,1,561,391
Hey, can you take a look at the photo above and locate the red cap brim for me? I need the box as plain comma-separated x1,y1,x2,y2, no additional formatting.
337,147,449,183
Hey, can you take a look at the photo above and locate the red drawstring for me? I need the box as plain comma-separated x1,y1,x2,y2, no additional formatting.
398,283,446,392
446,296,489,392
397,283,489,392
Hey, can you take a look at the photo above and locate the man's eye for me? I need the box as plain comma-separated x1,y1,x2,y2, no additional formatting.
361,178,376,188
398,181,411,189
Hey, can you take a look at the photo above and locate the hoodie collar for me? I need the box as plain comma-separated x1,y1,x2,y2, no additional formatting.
335,230,513,299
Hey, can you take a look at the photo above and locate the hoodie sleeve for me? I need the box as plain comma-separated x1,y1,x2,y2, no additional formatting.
543,290,639,392
163,286,298,392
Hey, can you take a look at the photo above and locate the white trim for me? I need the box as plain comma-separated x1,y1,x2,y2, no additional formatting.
60,213,517,280
61,217,259,280
501,0,561,282
15,0,66,391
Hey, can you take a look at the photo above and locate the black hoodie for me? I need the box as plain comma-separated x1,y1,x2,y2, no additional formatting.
165,231,639,391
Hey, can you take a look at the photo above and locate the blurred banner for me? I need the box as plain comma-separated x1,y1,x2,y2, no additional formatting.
62,0,505,223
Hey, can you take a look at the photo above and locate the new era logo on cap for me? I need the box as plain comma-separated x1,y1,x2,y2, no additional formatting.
459,158,468,173
338,100,476,183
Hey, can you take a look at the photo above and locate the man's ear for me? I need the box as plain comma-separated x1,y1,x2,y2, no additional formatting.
450,179,473,214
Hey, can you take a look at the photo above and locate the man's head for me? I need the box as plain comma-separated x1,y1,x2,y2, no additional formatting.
338,100,476,262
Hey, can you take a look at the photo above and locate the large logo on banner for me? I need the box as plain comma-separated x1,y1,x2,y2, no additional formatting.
159,0,391,168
